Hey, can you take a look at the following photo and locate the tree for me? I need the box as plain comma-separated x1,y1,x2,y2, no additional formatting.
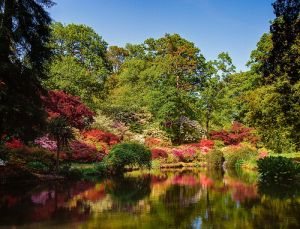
0,0,54,141
197,52,236,136
44,23,111,108
242,0,300,152
41,90,95,130
48,117,74,172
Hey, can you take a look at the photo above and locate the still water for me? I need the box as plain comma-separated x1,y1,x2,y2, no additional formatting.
0,169,300,229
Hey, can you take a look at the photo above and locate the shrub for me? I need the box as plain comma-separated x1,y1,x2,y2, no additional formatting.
103,142,151,172
41,90,95,129
34,135,57,151
26,162,49,173
7,146,56,169
82,129,120,146
4,138,23,149
200,139,214,149
223,144,258,169
206,149,224,169
69,140,104,163
257,156,300,182
151,148,168,159
145,137,170,147
210,122,259,145
172,148,196,162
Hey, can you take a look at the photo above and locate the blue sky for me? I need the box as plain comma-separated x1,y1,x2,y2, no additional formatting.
49,0,275,71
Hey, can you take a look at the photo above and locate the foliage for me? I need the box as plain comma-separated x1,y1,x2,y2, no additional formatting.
42,90,94,129
0,0,54,141
69,140,104,163
257,156,300,182
223,144,258,169
48,117,74,172
210,122,259,145
7,146,56,170
103,143,151,172
206,149,224,169
26,162,49,173
45,22,111,107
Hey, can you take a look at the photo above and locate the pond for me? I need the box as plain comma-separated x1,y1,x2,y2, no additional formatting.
0,169,300,228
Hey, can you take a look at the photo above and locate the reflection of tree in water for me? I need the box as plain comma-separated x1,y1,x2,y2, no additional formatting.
0,181,93,226
107,175,151,205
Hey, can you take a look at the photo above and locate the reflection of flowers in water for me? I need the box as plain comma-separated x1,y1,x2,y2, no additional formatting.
31,191,55,205
171,175,198,186
199,175,214,188
224,177,258,202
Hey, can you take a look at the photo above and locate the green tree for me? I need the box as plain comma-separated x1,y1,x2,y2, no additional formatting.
197,52,236,136
44,23,111,108
0,0,54,141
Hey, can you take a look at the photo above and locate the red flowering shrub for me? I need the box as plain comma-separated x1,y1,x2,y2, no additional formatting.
69,140,104,162
258,151,268,159
210,122,259,145
82,129,120,146
200,139,214,149
41,90,94,129
4,138,23,149
151,148,168,159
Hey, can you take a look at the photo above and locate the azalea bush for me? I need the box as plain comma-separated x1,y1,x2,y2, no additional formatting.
172,148,196,162
151,148,168,159
34,135,57,151
82,129,120,146
4,138,23,149
145,137,171,148
210,122,259,146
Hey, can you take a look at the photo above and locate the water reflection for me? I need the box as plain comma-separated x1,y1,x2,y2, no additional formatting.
0,169,299,228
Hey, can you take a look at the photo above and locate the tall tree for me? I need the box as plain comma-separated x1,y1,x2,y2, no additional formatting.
44,23,111,108
0,0,54,140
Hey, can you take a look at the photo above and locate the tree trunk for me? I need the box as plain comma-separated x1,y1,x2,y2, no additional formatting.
56,142,60,173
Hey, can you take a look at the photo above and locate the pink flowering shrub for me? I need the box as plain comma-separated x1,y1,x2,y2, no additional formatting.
34,135,57,151
172,148,196,162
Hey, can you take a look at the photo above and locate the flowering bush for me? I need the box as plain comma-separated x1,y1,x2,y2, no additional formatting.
199,139,215,154
69,140,104,163
151,148,168,159
145,137,170,147
82,129,120,146
4,138,23,149
258,151,268,159
210,122,259,145
41,90,95,129
172,148,196,162
34,135,57,151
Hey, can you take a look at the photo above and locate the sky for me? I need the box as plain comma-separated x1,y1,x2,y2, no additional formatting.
49,0,275,71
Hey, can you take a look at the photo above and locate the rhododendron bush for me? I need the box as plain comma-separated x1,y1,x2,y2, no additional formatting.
69,141,104,162
172,148,196,162
41,90,94,129
210,122,259,145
